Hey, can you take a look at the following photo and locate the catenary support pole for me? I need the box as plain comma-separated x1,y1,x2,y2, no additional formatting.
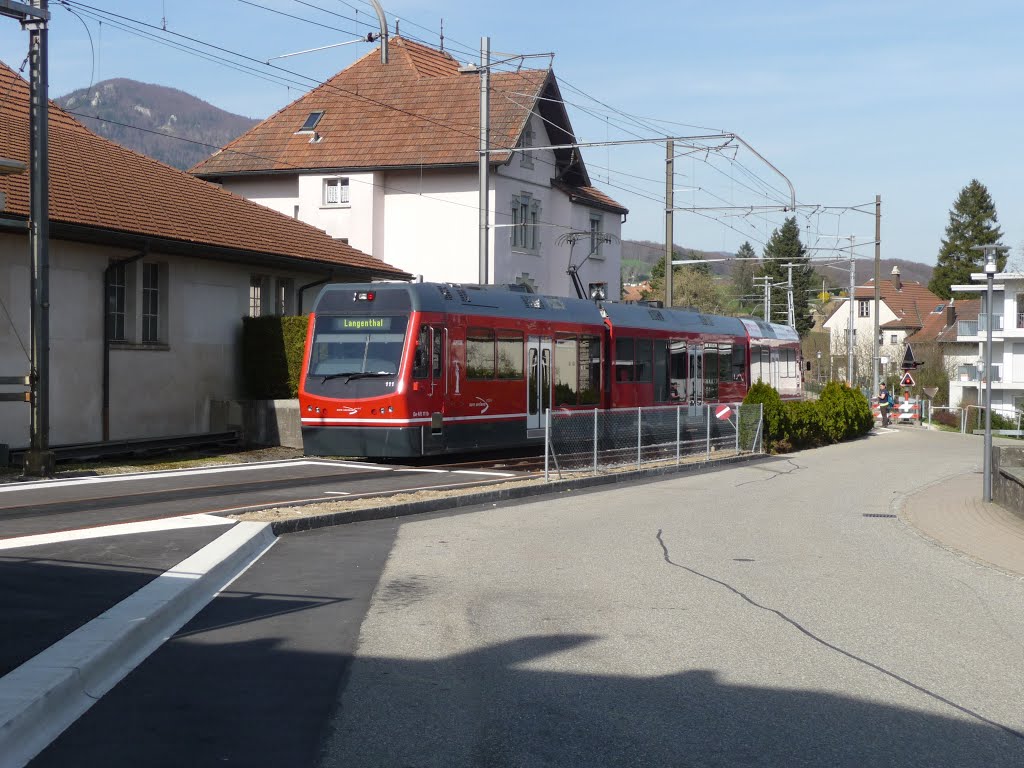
873,195,881,398
847,236,856,386
665,139,674,308
24,0,53,477
477,36,490,285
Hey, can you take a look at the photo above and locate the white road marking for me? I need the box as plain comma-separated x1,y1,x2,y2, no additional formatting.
0,460,349,494
393,468,449,474
0,522,276,767
324,491,352,496
451,470,517,477
0,514,234,551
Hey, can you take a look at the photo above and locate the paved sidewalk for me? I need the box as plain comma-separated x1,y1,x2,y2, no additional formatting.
902,470,1024,577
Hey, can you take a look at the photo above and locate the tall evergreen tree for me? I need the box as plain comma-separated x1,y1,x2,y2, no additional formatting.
758,217,814,336
730,241,757,310
929,179,1005,299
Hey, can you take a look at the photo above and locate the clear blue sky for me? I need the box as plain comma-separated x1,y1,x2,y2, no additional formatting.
2,0,1021,272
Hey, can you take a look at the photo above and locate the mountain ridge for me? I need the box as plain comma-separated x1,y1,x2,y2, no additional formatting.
55,78,258,171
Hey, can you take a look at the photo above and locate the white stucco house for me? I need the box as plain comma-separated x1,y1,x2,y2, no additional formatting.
192,37,628,300
0,60,405,454
951,273,1024,417
823,266,947,385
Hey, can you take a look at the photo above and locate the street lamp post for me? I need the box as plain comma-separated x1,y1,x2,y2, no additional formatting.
974,245,1001,502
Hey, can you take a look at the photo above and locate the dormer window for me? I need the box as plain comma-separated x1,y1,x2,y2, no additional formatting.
297,111,324,133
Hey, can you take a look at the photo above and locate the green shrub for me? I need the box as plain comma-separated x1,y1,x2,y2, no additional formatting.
743,380,789,451
817,381,874,442
784,399,825,449
241,315,309,399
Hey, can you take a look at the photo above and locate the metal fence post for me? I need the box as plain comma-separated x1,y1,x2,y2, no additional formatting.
637,407,642,470
676,406,681,466
735,403,740,453
706,404,711,460
759,403,764,453
593,407,598,475
544,407,550,481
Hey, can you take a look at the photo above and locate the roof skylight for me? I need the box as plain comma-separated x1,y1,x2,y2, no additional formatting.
297,111,324,133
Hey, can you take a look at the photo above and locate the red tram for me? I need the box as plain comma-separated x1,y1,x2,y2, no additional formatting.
298,282,803,458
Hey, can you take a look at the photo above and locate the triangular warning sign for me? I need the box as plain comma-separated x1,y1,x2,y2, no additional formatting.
900,371,915,388
901,344,917,370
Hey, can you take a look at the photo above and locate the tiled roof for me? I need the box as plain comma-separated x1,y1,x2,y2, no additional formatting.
190,37,626,213
192,38,546,175
934,299,980,343
0,61,407,277
551,181,628,214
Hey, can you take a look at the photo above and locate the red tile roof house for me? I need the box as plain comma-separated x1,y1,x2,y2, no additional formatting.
822,266,950,385
191,37,628,300
0,61,406,451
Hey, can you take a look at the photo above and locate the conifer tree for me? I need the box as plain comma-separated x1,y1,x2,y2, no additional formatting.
929,179,1005,299
730,241,757,310
758,217,814,336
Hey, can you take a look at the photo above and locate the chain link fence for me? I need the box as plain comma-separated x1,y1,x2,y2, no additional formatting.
543,403,763,480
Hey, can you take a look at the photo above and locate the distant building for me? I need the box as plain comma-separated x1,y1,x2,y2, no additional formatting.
951,273,1024,416
823,266,947,385
192,37,627,299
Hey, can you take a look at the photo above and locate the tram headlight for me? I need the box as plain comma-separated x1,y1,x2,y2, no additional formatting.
388,406,394,413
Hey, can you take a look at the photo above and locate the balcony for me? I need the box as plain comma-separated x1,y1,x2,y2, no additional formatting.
959,315,1003,338
958,363,1003,383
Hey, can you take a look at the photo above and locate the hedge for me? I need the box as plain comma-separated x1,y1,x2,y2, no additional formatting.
742,380,873,453
241,315,309,399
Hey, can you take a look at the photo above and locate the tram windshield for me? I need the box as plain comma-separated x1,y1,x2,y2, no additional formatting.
307,315,409,380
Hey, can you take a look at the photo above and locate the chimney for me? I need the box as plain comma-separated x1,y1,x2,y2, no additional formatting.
891,265,902,291
946,299,956,327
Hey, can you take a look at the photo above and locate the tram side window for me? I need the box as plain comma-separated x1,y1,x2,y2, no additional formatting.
615,337,634,382
555,335,579,404
653,340,670,402
432,328,444,378
704,343,720,400
467,327,495,379
579,335,601,404
732,345,746,384
717,343,733,382
496,330,524,379
635,338,653,383
669,341,687,380
413,325,430,379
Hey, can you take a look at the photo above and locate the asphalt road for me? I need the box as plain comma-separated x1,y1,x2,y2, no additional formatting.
22,429,1024,767
0,458,524,538
317,428,1024,767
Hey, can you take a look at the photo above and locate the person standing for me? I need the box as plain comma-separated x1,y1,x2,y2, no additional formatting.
878,382,894,427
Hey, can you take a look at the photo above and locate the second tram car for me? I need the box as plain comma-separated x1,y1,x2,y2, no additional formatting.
299,282,803,458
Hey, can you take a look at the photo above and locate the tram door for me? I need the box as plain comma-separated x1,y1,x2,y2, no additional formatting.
526,336,552,434
688,345,704,405
414,325,446,451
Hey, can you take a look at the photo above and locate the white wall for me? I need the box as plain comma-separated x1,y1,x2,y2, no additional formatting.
0,232,323,448
217,111,625,300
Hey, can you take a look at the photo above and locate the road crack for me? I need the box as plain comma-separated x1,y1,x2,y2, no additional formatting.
734,459,804,487
655,528,1024,742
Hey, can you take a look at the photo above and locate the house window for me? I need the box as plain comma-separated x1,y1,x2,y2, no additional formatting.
107,262,126,342
323,177,350,206
519,126,534,169
511,192,540,252
297,111,324,133
276,279,294,316
589,213,603,257
249,275,264,317
141,263,161,344
890,334,898,345
858,299,870,318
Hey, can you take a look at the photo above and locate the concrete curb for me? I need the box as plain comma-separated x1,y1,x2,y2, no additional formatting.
268,452,770,536
0,521,276,768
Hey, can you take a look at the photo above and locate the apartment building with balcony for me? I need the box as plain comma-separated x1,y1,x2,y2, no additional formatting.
951,273,1024,416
